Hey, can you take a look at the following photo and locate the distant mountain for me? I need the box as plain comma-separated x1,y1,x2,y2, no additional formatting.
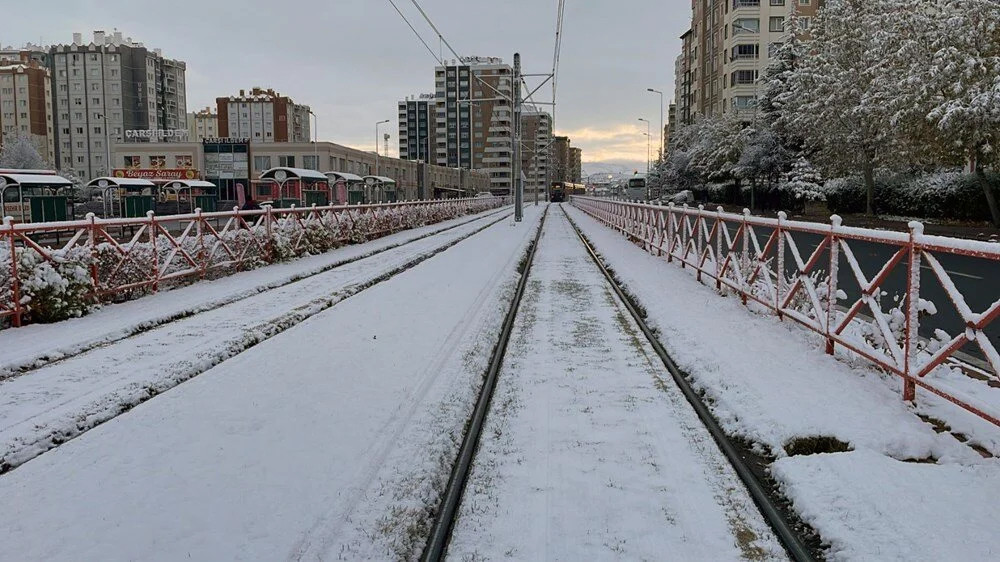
581,161,644,181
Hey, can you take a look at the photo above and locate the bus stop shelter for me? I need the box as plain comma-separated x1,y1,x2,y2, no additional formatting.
161,179,218,213
362,176,398,204
88,177,158,218
325,172,365,205
0,172,75,223
258,167,331,208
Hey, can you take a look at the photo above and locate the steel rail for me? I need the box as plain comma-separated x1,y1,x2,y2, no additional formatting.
0,207,513,381
561,205,815,562
421,206,549,562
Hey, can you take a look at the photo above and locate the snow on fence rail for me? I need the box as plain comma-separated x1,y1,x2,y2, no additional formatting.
571,195,1000,427
1,197,508,329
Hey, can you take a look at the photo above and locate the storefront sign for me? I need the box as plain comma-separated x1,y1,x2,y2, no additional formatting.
124,129,190,140
113,168,200,180
202,138,250,145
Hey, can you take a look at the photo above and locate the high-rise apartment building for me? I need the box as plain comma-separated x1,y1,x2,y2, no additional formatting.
569,147,582,183
551,135,571,183
216,87,310,144
0,53,55,164
520,107,552,200
433,57,514,194
187,107,218,142
398,93,435,162
674,0,823,125
48,30,188,180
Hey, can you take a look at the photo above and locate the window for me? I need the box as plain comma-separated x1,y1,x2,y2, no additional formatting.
175,155,193,168
799,0,810,4
94,126,102,134
768,42,784,57
302,155,319,170
123,155,140,167
733,96,757,109
731,70,757,86
733,18,759,34
254,155,272,170
150,155,166,168
76,127,84,134
770,16,785,32
800,17,811,29
732,44,759,60
278,155,295,167
770,0,784,4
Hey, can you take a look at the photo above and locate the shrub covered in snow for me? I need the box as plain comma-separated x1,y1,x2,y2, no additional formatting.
824,171,1000,221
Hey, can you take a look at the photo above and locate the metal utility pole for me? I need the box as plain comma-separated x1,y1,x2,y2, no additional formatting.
647,88,663,161
638,118,651,173
375,119,390,176
513,53,523,222
309,109,317,167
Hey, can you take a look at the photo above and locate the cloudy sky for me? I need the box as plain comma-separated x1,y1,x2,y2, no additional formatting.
7,0,690,172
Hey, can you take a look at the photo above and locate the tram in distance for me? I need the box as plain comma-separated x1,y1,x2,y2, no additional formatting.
549,182,586,202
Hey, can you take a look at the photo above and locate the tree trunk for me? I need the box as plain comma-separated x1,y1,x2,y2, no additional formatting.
971,148,1000,227
862,160,876,217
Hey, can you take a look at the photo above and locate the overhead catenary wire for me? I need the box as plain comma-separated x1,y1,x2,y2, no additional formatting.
386,0,443,65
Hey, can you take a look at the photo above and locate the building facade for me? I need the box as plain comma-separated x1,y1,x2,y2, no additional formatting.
569,147,582,183
520,107,552,200
397,93,435,163
433,57,514,194
674,0,823,126
187,107,218,142
0,53,55,164
216,88,311,144
48,30,188,181
112,140,490,203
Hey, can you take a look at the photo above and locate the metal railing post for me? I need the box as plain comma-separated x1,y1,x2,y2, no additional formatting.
902,221,924,401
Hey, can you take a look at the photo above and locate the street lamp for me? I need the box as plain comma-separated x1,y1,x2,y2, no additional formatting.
647,88,664,161
375,119,390,176
95,112,111,176
308,109,318,169
638,118,651,173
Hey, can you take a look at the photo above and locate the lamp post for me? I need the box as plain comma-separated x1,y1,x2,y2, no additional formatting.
375,119,390,176
308,109,318,169
96,112,111,176
647,88,664,161
638,118,651,173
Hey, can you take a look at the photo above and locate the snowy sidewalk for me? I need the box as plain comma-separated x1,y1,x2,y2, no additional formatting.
0,205,509,378
565,203,1000,560
0,208,509,473
449,208,784,560
0,207,542,561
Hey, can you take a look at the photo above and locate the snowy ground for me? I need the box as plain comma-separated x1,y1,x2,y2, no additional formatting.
0,207,512,473
566,203,1000,560
0,205,510,379
449,208,784,561
0,207,542,561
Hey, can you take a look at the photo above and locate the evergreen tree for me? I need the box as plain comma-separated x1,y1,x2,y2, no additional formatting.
0,133,47,170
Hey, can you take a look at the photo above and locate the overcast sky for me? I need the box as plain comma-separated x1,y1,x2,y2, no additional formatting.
7,0,690,172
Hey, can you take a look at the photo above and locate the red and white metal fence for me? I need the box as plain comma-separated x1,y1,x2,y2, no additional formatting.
1,197,508,329
572,196,1000,427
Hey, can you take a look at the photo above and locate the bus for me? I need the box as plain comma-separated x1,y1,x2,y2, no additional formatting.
625,174,647,201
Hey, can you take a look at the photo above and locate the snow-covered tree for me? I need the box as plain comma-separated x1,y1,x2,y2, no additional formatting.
0,133,47,170
780,0,903,215
780,155,825,202
888,0,1000,225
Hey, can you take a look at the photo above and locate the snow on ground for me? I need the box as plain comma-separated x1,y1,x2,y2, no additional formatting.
448,208,784,561
0,209,511,473
0,208,541,561
772,450,1000,561
566,203,1000,558
0,205,509,378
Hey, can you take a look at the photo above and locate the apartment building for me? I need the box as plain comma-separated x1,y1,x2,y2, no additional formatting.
675,0,823,124
520,107,552,200
433,57,514,194
397,93,435,162
187,107,218,142
551,135,571,183
48,30,188,180
569,147,582,183
0,53,55,163
216,87,311,144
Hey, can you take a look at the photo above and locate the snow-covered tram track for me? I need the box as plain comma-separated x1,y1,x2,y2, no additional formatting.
441,206,803,561
0,206,511,382
0,210,513,475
